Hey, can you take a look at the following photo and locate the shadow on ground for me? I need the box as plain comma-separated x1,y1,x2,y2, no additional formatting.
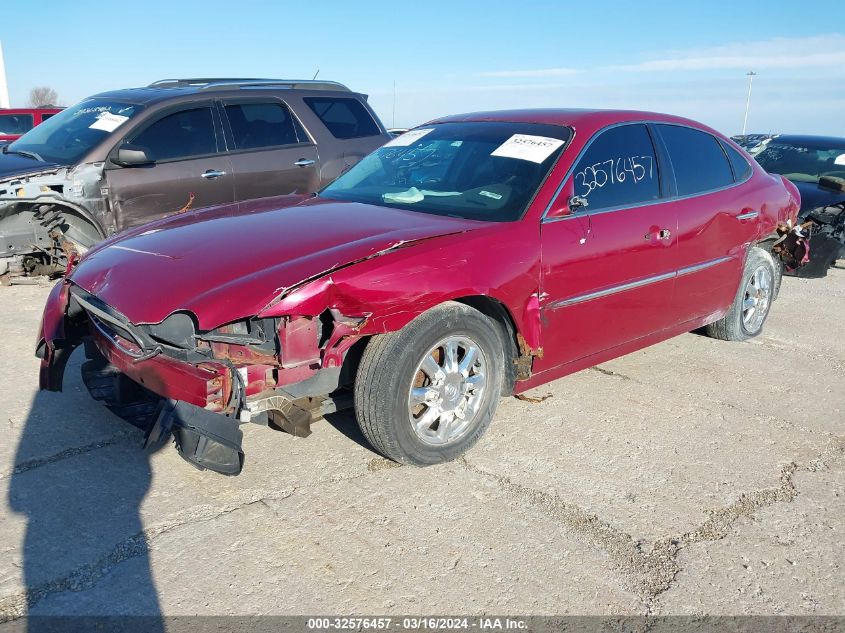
7,348,164,629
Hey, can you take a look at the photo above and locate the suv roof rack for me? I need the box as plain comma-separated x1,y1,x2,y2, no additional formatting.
147,78,351,92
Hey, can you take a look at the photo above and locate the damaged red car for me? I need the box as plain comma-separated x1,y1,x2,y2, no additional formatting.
37,110,800,474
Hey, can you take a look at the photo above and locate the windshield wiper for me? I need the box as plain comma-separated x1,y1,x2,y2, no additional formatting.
1,145,43,161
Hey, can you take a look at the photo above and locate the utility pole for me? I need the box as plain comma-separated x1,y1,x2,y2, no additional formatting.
0,41,10,108
742,71,756,135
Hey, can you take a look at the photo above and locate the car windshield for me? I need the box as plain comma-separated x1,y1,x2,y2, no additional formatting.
754,139,845,184
6,99,143,164
320,121,572,221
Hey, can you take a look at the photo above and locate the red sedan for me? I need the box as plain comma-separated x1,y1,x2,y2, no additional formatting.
37,109,800,474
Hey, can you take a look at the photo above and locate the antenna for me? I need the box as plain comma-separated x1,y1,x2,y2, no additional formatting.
312,69,320,80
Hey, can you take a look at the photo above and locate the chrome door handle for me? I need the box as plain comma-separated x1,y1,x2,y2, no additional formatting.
735,210,759,220
294,159,316,167
201,169,226,179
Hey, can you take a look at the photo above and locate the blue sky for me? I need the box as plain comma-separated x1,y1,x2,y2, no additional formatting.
3,0,844,136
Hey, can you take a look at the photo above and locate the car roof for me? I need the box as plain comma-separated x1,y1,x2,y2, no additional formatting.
768,134,845,148
427,108,713,132
88,78,360,106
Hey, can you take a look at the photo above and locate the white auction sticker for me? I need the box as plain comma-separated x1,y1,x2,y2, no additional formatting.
491,134,565,163
89,112,129,133
384,128,435,147
834,153,845,166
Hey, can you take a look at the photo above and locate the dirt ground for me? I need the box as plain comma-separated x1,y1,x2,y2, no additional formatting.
0,270,842,620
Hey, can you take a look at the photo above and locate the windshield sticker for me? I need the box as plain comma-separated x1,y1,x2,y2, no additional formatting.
835,153,845,166
89,112,129,133
384,128,435,147
491,134,565,163
479,190,503,200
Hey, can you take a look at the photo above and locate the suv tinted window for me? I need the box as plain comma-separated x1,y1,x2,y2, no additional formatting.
224,102,305,149
658,125,733,195
571,124,660,211
131,107,217,161
0,114,34,135
721,141,753,181
304,97,380,139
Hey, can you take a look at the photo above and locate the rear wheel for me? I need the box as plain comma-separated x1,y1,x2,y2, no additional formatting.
354,302,504,465
705,246,776,341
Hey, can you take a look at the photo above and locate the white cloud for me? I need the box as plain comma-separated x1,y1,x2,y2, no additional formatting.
603,34,845,72
477,67,582,78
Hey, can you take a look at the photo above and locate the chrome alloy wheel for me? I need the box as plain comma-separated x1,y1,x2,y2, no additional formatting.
742,265,773,333
407,335,487,446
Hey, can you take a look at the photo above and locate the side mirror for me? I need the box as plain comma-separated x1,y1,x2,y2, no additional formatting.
568,195,589,213
115,144,154,166
546,193,589,219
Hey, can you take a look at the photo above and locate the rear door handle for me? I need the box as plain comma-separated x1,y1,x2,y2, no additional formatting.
294,159,316,167
201,169,226,179
735,210,759,221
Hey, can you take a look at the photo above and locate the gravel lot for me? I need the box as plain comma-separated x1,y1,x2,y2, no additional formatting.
0,270,842,619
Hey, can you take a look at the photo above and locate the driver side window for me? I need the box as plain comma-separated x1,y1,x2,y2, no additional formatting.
129,107,218,162
572,124,660,211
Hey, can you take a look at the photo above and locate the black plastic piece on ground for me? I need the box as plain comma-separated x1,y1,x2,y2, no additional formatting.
165,401,245,476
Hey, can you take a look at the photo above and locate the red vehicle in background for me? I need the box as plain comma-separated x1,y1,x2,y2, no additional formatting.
37,109,800,475
0,107,62,144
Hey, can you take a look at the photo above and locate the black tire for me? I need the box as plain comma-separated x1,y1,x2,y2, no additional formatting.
354,301,505,465
705,246,777,341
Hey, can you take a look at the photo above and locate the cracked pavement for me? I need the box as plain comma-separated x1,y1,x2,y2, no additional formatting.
0,270,843,619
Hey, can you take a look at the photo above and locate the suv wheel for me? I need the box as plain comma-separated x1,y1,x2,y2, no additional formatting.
354,302,504,465
705,246,776,341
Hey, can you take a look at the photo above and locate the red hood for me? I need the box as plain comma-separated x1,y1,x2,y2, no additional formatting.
70,196,484,329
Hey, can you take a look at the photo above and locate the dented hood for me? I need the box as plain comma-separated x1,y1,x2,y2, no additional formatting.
70,196,484,328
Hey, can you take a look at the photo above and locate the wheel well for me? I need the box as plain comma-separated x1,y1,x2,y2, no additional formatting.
453,295,520,395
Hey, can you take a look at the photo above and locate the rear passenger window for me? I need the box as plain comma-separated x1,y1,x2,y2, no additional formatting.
131,107,217,161
224,102,305,150
658,125,734,195
571,124,660,211
304,97,381,139
721,141,753,182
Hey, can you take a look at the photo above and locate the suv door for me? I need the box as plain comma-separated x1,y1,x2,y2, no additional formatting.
218,99,319,200
105,104,234,231
654,124,757,323
536,123,679,372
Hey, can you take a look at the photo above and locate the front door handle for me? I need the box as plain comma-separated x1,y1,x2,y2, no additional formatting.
735,210,759,221
201,169,226,179
294,158,316,167
644,228,672,241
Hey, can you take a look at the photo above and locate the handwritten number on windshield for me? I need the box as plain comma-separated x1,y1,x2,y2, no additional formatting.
575,156,654,197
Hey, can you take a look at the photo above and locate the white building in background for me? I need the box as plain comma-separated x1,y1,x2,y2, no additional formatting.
0,41,10,108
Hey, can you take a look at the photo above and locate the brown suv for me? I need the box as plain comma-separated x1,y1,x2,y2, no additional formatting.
0,78,390,277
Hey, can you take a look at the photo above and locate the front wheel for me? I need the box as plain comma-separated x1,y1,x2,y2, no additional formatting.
705,246,776,341
354,302,505,465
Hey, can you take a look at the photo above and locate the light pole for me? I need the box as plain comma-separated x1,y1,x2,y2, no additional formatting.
742,71,757,135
